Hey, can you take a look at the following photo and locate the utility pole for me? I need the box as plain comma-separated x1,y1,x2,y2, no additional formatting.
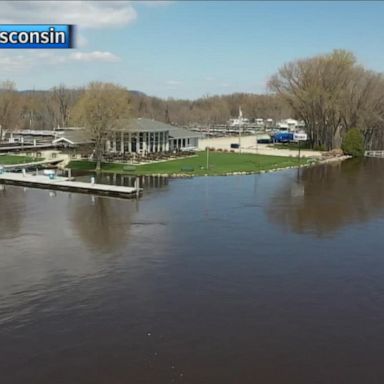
298,139,301,164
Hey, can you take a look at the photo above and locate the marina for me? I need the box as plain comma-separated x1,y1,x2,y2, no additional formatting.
0,171,141,199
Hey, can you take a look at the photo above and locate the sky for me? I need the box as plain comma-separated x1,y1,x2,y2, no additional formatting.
1,1,384,99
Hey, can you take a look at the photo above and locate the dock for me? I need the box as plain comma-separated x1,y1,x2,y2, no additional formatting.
0,143,56,152
2,158,65,170
365,150,384,158
0,172,142,199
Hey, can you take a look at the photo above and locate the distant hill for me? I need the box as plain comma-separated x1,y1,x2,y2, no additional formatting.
129,90,146,97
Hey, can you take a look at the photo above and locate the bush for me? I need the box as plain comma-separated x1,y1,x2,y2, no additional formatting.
341,128,365,157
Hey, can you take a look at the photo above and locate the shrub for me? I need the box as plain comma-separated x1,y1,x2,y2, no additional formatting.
341,128,365,157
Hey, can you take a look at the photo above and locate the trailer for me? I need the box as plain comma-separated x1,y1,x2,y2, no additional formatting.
273,132,294,143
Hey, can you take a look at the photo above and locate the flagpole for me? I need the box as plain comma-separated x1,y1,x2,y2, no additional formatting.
238,106,242,154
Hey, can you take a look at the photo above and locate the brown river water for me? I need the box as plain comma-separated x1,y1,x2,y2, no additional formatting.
1,158,384,384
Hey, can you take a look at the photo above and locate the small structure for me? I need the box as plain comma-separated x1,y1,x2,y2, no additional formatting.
53,129,95,158
53,129,94,148
8,130,61,146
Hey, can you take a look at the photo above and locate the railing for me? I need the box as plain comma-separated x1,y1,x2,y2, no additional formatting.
365,150,384,158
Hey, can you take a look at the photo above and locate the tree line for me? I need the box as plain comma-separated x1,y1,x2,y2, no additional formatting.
2,49,384,151
0,81,290,138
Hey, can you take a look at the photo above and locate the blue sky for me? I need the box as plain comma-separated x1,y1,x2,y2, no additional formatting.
1,1,384,99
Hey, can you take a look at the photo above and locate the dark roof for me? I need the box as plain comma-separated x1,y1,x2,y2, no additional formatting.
52,119,201,144
116,118,171,133
53,129,93,145
116,118,201,139
167,126,201,140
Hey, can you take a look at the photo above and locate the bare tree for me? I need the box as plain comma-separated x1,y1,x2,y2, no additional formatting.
72,82,130,170
52,84,78,128
0,81,20,140
268,49,384,150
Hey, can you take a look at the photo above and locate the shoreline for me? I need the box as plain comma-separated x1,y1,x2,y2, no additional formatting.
69,154,351,179
145,155,351,178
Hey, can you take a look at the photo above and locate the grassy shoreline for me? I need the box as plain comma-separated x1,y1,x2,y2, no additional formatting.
68,152,314,177
0,154,44,165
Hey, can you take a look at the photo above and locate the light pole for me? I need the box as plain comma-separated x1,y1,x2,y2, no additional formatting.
238,106,243,154
238,121,242,154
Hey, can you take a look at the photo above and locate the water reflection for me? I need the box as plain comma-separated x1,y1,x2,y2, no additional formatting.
0,186,25,239
268,158,384,235
69,196,136,252
70,172,170,191
3,164,384,383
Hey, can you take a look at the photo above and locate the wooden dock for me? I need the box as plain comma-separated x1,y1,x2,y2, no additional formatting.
0,172,142,199
365,150,384,158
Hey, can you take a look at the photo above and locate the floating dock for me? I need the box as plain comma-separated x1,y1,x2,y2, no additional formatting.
0,172,142,199
365,150,384,158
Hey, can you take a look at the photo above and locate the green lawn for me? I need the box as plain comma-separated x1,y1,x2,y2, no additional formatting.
0,155,44,165
69,152,312,176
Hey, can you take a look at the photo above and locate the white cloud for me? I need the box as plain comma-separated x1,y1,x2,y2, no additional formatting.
0,1,138,29
0,50,121,74
0,54,27,72
70,51,120,62
166,80,182,86
140,1,174,7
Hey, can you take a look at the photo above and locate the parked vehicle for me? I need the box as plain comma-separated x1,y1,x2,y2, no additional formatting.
273,132,294,143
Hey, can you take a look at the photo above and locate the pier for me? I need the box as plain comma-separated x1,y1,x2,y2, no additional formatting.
0,143,56,153
0,172,142,199
365,150,384,158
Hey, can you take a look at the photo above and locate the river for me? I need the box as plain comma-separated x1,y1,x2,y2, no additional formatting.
1,159,384,383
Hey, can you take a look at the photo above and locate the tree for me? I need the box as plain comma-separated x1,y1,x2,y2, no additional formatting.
268,49,384,151
52,84,78,128
72,82,130,170
341,128,365,157
0,81,20,140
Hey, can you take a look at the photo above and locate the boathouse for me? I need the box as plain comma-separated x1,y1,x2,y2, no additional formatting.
53,129,94,148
